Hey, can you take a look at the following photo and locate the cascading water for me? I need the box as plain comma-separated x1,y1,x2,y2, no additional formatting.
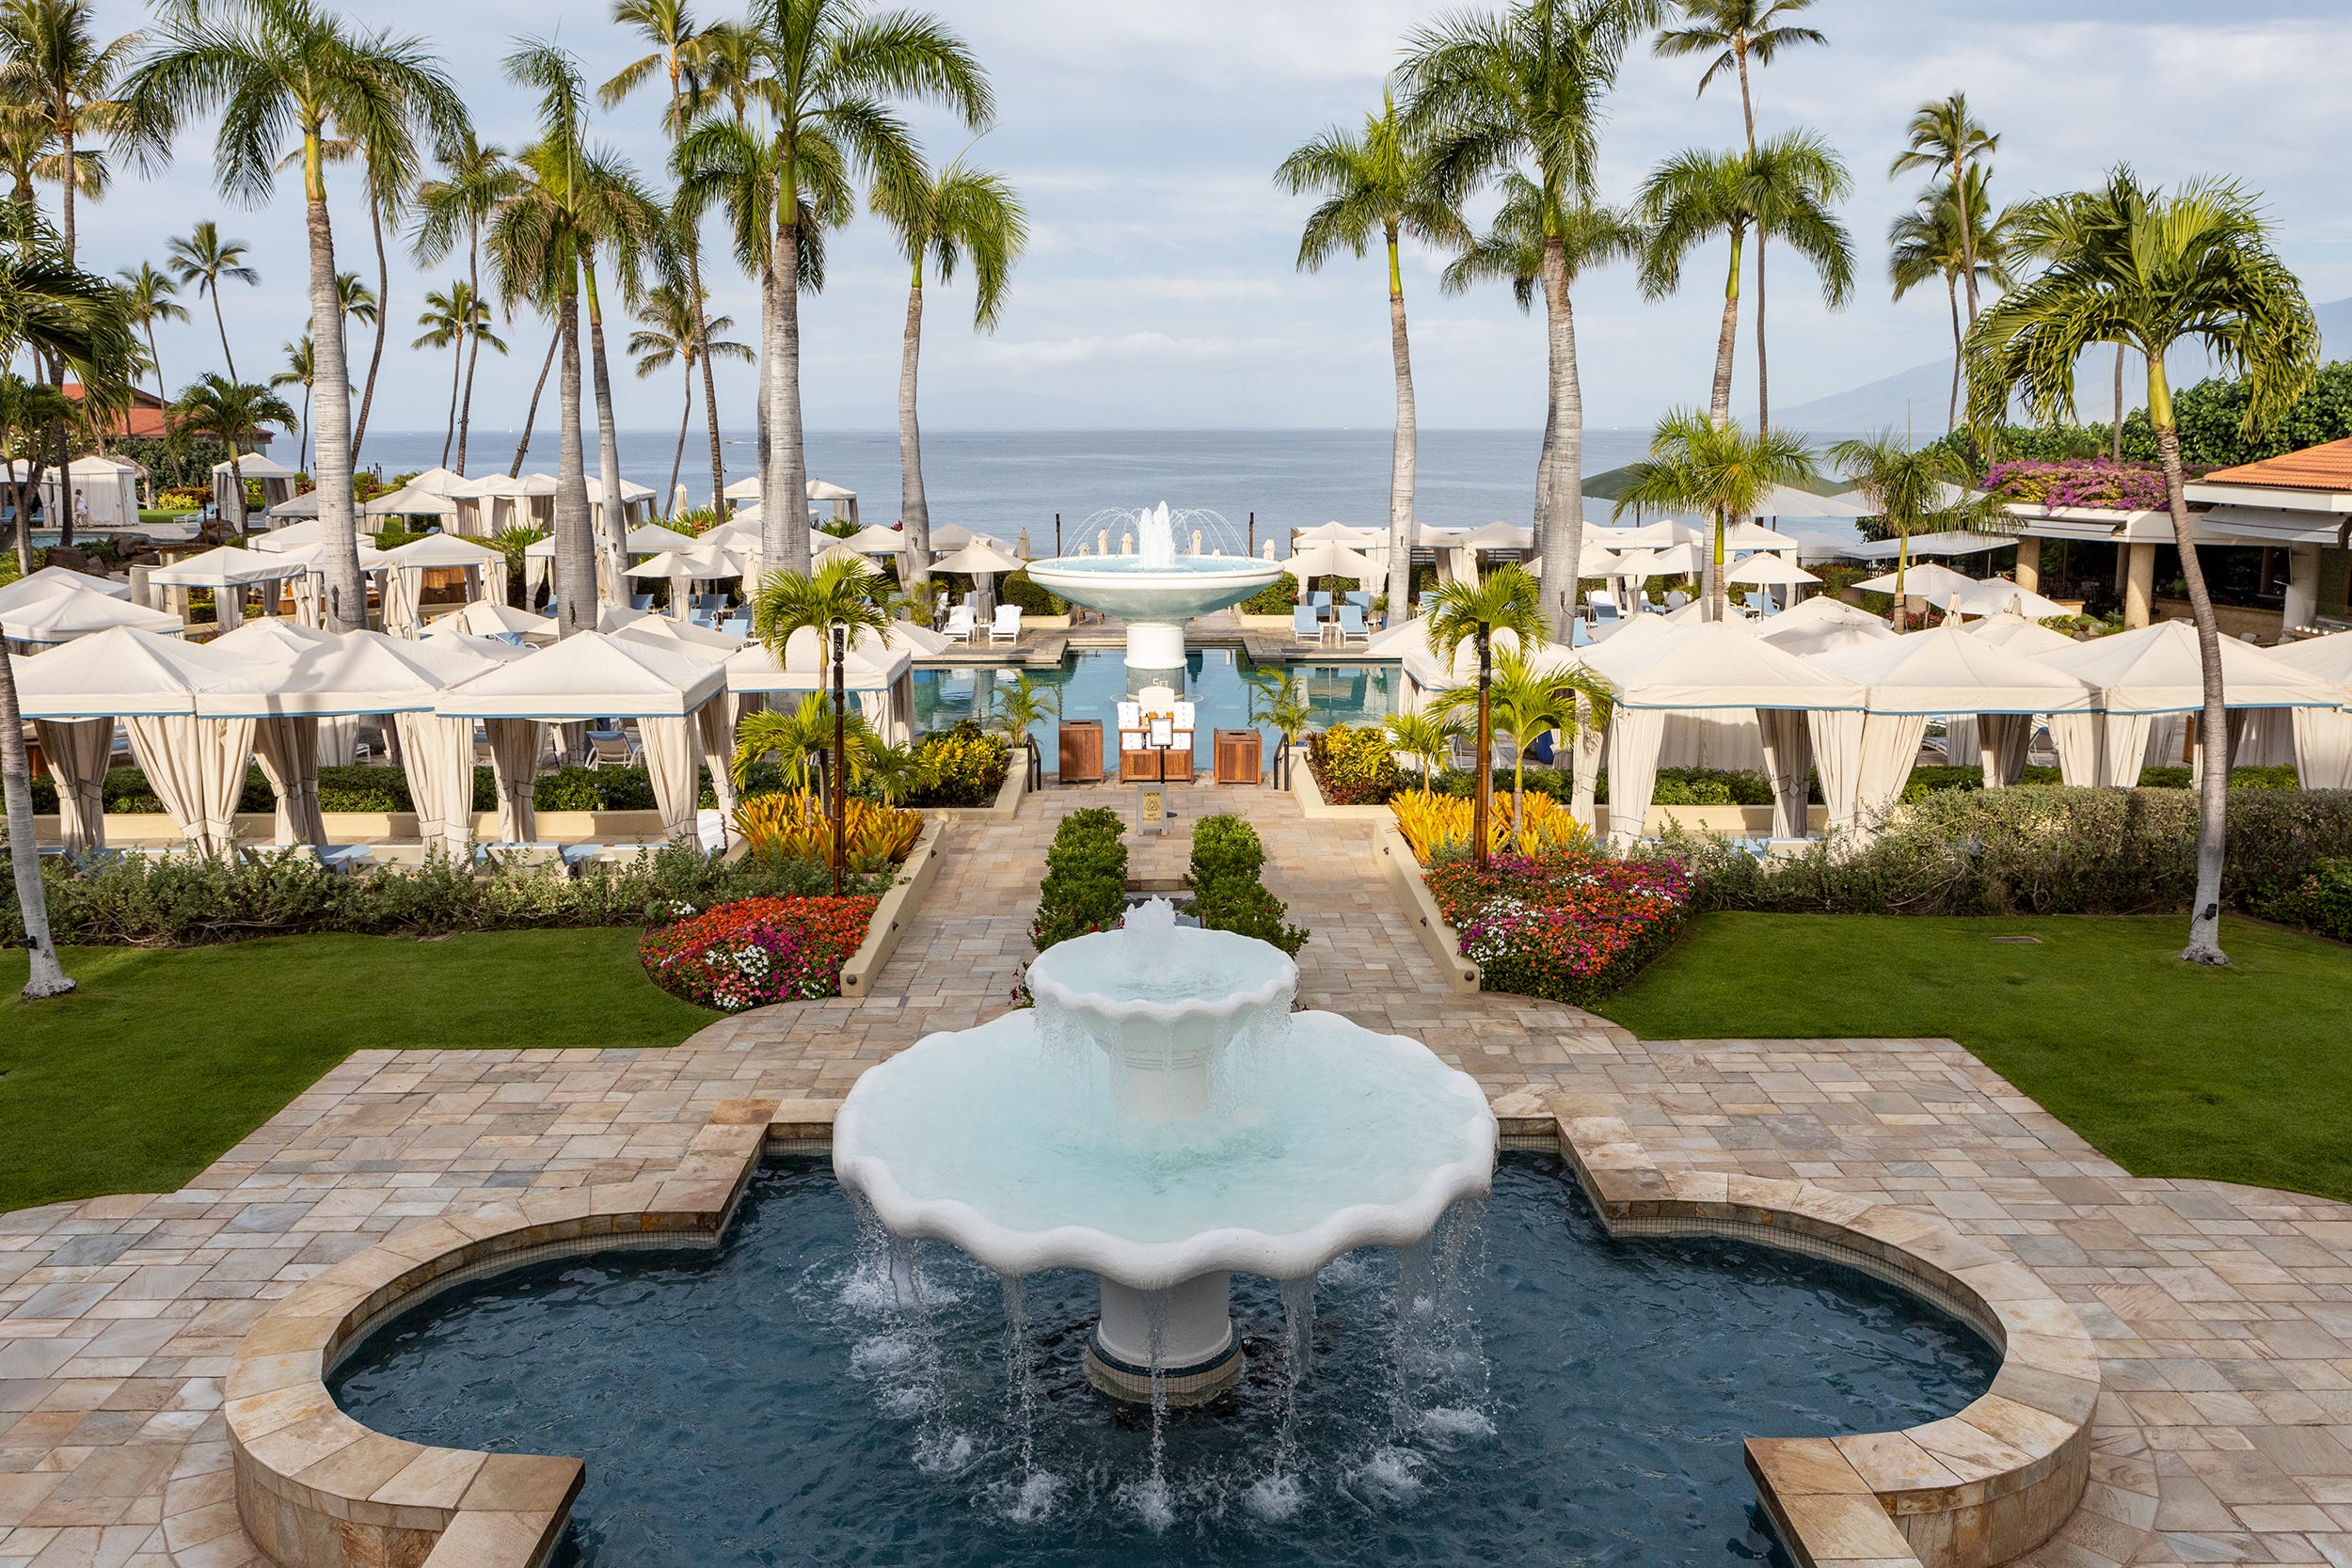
1025,502,1281,669
833,897,1499,1509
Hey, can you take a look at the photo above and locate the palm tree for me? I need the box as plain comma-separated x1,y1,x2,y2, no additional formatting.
1965,167,2318,966
0,0,137,261
1824,432,1997,630
1397,0,1661,636
1442,172,1640,618
628,277,749,515
751,554,894,894
1245,669,1315,788
163,221,256,380
720,0,992,578
1890,92,1996,327
734,690,872,793
334,267,375,351
601,0,728,510
126,3,469,634
1382,709,1462,797
2005,190,2133,463
169,372,295,537
1424,563,1548,867
1652,0,1826,431
1277,93,1461,621
115,260,185,399
873,147,1025,594
0,372,70,571
1613,408,1820,618
410,128,514,476
412,281,502,468
268,332,312,472
0,204,130,1000
989,670,1058,787
1889,171,2014,433
1636,129,1852,430
1432,645,1611,824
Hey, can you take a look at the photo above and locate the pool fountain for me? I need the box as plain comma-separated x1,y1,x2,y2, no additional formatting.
832,898,1497,1405
1025,503,1281,670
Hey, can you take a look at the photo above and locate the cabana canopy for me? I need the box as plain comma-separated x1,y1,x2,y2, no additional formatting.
8,626,230,715
1950,577,2071,619
1292,521,1385,546
933,536,1024,576
1727,554,1819,587
0,565,129,609
2033,620,2339,713
379,533,503,570
625,521,700,555
1814,626,2095,716
1963,608,2079,655
437,630,724,719
195,629,460,717
725,625,912,693
1855,561,1981,599
838,523,911,555
442,598,555,643
363,483,458,516
1583,620,1864,711
3,591,183,643
149,546,309,587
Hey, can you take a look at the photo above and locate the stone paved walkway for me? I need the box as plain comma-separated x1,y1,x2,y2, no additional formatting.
4,784,2351,1565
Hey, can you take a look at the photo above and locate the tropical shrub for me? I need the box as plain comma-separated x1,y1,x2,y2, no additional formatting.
1239,571,1301,614
1424,852,1692,1006
1392,791,1594,863
734,790,923,870
0,840,880,949
155,487,208,512
1306,723,1403,804
907,722,1010,807
638,895,879,1010
1980,458,2187,512
2276,858,2352,943
998,568,1069,616
1184,813,1307,955
1031,807,1128,952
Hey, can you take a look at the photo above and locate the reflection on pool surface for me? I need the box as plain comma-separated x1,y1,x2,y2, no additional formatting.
331,1156,1996,1568
912,649,1399,759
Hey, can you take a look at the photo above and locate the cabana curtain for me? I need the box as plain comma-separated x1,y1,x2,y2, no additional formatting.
31,719,109,854
124,715,257,855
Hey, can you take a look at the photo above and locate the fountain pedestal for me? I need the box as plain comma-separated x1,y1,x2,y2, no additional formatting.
1089,1274,1243,1405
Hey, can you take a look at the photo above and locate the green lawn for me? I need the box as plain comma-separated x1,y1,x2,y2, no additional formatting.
1,929,713,1214
1598,913,2352,1205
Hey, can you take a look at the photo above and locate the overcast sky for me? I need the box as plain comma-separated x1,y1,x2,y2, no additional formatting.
70,0,2352,436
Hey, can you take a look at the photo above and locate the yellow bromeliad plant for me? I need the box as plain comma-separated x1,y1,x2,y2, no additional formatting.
735,791,924,871
1391,790,1593,863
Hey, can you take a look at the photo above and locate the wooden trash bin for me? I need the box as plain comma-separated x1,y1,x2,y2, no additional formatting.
1058,720,1104,784
1213,728,1263,785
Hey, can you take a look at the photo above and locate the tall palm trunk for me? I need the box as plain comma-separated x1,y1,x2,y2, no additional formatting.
439,340,460,467
58,119,74,261
2111,345,2124,463
1946,275,1963,433
143,325,161,403
1385,227,1416,623
350,179,390,467
668,363,691,516
1,647,71,998
209,284,236,381
662,62,726,514
1708,225,1745,428
301,385,311,474
1954,152,1980,325
227,452,247,539
306,146,364,634
1537,235,1584,638
552,284,596,639
457,227,483,474
1471,630,1492,870
2150,368,2230,965
512,331,557,478
897,264,930,589
764,211,812,576
580,255,628,594
1754,244,1769,433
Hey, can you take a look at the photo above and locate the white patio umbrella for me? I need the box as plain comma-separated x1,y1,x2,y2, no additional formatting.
363,482,459,517
1856,561,1980,601
928,523,979,550
1281,540,1380,588
1947,577,2072,620
839,524,910,555
625,521,700,555
932,535,1025,614
437,631,725,842
1727,554,1820,587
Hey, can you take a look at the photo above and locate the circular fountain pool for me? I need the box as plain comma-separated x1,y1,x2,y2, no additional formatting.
331,1156,1996,1567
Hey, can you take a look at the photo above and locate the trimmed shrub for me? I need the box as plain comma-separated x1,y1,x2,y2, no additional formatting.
1031,807,1128,952
907,722,1010,808
998,568,1069,616
2276,858,2352,943
1306,723,1402,805
1424,852,1691,1006
638,895,878,1009
1184,813,1307,955
1239,572,1300,615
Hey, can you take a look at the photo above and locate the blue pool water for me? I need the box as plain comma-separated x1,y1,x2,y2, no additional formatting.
912,649,1400,760
332,1157,1995,1567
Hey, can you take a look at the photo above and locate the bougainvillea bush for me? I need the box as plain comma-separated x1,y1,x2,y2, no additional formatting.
1979,459,2206,513
639,895,879,1010
1422,852,1691,1006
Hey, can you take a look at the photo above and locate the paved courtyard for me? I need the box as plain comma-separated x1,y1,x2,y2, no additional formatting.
5,784,2352,1565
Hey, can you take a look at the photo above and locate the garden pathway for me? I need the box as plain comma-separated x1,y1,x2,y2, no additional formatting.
1,784,2348,1566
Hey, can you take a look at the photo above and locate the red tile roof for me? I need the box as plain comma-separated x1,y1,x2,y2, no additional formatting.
2200,438,2352,493
60,382,169,440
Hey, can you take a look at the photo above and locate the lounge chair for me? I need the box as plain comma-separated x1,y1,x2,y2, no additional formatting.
1309,590,1332,610
943,604,977,644
718,614,751,640
587,730,638,768
989,605,1024,644
1418,591,1437,614
1336,604,1369,645
628,593,654,611
1639,591,1664,614
477,842,568,874
1292,606,1324,645
1585,592,1621,626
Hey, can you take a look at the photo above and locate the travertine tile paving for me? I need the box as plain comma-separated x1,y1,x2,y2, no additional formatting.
2,783,2346,1565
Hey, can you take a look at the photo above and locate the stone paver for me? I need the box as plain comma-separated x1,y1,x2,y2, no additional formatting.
2,783,2347,1565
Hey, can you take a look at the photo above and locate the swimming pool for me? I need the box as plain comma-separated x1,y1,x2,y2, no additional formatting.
911,649,1400,758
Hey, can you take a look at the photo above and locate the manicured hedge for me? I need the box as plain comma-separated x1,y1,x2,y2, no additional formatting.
1030,807,1127,952
1184,814,1307,954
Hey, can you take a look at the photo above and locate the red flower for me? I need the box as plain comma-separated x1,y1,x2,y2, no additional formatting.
639,895,879,1010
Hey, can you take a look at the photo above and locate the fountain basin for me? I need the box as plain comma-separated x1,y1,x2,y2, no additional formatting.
1025,555,1282,668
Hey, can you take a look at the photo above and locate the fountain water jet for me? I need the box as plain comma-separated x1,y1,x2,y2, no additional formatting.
833,899,1497,1411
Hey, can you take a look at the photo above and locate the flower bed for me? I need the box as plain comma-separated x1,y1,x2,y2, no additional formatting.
1305,723,1402,804
1980,458,2207,512
1423,852,1691,1006
638,895,880,1010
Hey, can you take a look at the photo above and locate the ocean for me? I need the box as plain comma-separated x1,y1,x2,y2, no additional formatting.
345,426,1692,547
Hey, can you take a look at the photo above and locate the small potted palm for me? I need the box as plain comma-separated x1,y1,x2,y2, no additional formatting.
1245,670,1314,788
991,672,1061,790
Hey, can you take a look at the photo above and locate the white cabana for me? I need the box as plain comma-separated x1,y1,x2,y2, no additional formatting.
0,565,129,610
3,588,183,644
1752,485,1871,522
1814,626,2097,806
1963,608,2079,657
1582,621,1866,843
363,482,459,519
1726,553,1819,590
42,454,142,530
611,610,745,653
837,524,912,555
807,478,858,526
2269,633,2352,788
437,632,725,843
1282,540,1381,587
210,452,300,524
378,534,507,638
1949,577,2072,621
2033,620,2343,786
724,624,915,748
1291,520,1386,546
440,597,556,646
625,521,701,556
149,545,310,631
1756,617,1896,659
582,475,660,530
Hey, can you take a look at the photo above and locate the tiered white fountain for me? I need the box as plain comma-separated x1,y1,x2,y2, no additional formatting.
1025,503,1282,670
834,900,1497,1405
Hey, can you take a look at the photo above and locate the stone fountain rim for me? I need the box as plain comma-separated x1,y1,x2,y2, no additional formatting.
1024,923,1297,1030
831,1013,1499,1291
